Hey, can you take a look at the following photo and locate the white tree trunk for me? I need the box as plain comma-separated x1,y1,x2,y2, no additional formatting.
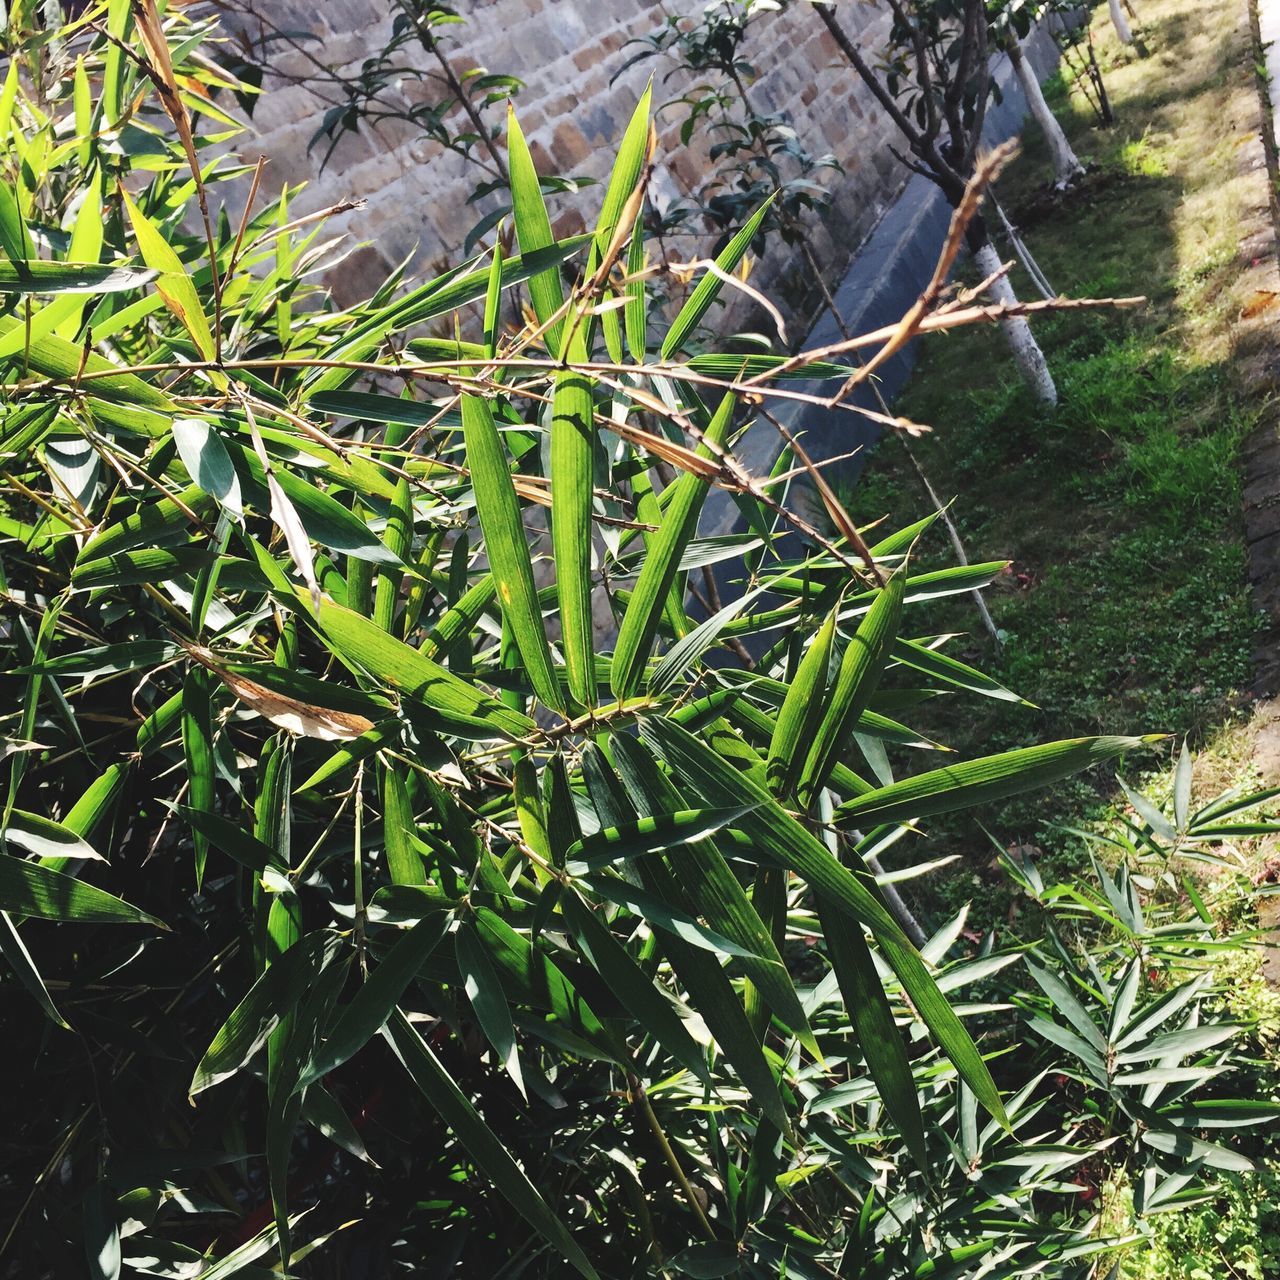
1010,42,1085,188
1108,0,1134,44
972,241,1058,406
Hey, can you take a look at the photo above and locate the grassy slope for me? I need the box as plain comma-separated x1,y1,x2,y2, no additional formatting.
853,0,1268,918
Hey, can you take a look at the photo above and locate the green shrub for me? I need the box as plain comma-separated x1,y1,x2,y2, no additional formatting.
0,5,1266,1278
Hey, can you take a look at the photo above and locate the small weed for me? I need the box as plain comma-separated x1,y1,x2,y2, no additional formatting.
1117,131,1171,177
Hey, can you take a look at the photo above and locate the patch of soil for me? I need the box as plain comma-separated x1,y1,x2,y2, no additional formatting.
1010,165,1126,229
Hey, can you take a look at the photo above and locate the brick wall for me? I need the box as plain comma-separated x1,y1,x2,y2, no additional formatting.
218,0,912,338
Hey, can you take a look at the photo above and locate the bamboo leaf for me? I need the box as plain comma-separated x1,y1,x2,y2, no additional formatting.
892,637,1027,704
1115,1024,1240,1065
567,805,758,869
266,945,350,1268
303,594,535,741
171,806,283,876
612,392,736,698
120,188,216,361
562,888,710,1082
0,910,70,1028
581,873,772,960
0,855,164,927
640,719,1007,1124
182,667,216,889
0,261,154,294
190,931,345,1097
83,1181,121,1280
506,108,564,351
797,573,903,807
0,180,34,262
473,906,617,1053
456,920,526,1098
820,909,926,1166
300,915,449,1090
551,344,598,708
2,810,104,862
384,1010,600,1279
660,199,772,358
461,392,563,711
172,417,242,521
836,736,1160,828
381,767,426,886
768,605,837,799
1142,1129,1254,1173
625,201,647,361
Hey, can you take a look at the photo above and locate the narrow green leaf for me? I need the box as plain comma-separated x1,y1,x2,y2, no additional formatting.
768,605,837,799
121,189,216,361
0,260,153,294
302,1085,376,1163
684,353,852,381
551,344,597,708
190,931,344,1097
266,945,350,1267
604,738,814,1053
1024,960,1108,1053
581,873,771,960
385,1010,600,1278
300,914,449,1089
821,907,926,1166
294,723,399,796
660,199,772,358
641,719,1007,1125
473,906,616,1053
456,920,525,1097
562,889,709,1082
1115,1023,1240,1065
625,203,647,361
567,805,758,869
83,1181,121,1280
382,767,426,886
612,393,735,698
506,108,564,351
1157,1099,1280,1128
172,806,284,876
3,810,104,862
460,392,563,711
797,574,903,807
0,910,70,1028
892,637,1027,704
0,855,164,927
1142,1129,1254,1173
1111,977,1208,1049
0,181,34,262
304,594,535,741
173,417,242,521
182,668,216,889
836,736,1159,827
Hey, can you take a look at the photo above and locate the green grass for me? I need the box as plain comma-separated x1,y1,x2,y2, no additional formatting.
1126,1167,1280,1280
848,0,1268,921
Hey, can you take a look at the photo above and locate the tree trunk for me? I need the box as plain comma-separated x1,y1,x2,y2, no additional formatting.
1009,41,1085,188
972,240,1058,406
1108,0,1134,44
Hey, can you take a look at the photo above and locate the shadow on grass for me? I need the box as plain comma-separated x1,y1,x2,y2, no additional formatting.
847,0,1265,928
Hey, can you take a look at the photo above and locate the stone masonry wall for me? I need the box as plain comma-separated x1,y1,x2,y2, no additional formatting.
216,0,911,337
